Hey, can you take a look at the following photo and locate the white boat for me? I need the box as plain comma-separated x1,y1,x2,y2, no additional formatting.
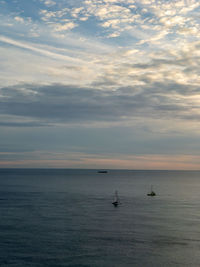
112,190,120,206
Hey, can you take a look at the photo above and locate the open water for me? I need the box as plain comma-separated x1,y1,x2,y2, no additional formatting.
0,169,200,266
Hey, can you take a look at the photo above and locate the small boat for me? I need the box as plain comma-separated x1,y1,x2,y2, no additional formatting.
112,190,120,206
98,170,108,173
147,185,156,196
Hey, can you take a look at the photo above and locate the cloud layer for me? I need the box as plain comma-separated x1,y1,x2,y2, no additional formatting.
1,0,200,168
0,81,200,127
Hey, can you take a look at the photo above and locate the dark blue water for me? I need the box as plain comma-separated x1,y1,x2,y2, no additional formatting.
0,169,200,266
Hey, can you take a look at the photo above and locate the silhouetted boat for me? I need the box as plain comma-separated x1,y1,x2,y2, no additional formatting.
98,170,108,173
112,190,120,206
147,185,156,196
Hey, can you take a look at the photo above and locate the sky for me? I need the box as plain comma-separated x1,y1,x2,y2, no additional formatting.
0,0,200,169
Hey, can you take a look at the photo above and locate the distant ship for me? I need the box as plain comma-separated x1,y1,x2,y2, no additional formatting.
112,190,120,206
147,185,156,196
98,170,108,173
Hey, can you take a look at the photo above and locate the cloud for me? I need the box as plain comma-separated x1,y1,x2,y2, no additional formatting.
53,22,77,32
0,32,115,87
1,0,200,169
1,3,200,121
82,1,136,37
0,35,81,62
0,121,49,127
40,8,70,20
44,0,56,7
0,80,200,128
14,16,24,23
71,7,84,18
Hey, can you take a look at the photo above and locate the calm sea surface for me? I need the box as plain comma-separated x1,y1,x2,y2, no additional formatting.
0,169,200,266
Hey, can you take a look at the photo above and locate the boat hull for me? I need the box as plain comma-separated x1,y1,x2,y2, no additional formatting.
112,201,119,206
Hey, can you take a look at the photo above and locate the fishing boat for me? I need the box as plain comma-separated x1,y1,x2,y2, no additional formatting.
147,185,156,196
112,190,120,206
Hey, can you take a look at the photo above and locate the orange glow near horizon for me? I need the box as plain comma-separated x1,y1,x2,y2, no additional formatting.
1,153,200,170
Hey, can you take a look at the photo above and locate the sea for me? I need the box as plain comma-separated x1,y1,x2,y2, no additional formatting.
0,169,200,267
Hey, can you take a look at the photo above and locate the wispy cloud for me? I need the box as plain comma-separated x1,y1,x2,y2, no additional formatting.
0,35,83,62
